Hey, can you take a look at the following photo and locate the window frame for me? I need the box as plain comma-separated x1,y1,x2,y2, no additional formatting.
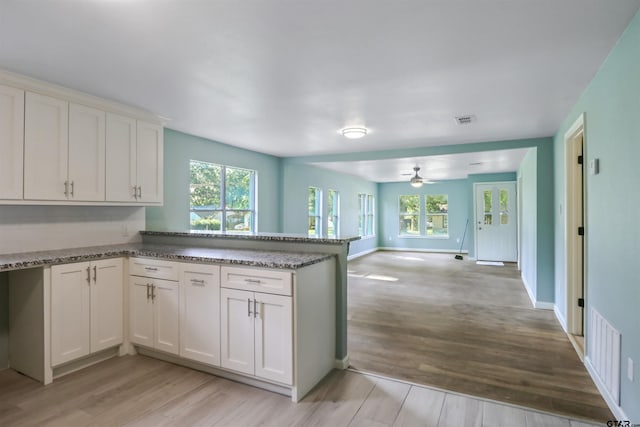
308,186,322,237
358,193,375,238
425,194,449,238
398,195,421,237
327,189,340,237
189,160,257,233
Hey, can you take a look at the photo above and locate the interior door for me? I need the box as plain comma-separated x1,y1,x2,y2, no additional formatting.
475,182,517,262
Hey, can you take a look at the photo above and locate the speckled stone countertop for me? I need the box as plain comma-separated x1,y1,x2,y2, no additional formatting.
141,230,361,244
0,243,335,272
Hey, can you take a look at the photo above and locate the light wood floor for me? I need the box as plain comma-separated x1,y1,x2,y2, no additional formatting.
347,251,612,423
0,355,600,426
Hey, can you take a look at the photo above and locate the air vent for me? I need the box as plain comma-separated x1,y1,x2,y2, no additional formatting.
455,115,476,125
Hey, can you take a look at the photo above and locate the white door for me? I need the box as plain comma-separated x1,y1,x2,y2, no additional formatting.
254,293,293,385
90,259,123,353
153,278,180,355
136,121,163,203
51,262,91,366
129,276,154,347
0,84,24,200
106,113,137,202
475,182,518,262
221,288,254,375
68,103,106,201
24,92,69,200
180,265,220,366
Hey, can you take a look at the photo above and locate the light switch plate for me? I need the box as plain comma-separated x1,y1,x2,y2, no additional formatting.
589,158,599,175
628,357,634,381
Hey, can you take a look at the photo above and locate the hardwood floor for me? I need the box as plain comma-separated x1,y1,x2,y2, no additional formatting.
347,251,612,423
0,355,600,426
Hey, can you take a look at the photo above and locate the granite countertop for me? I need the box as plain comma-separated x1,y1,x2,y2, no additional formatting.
141,230,361,244
0,243,335,272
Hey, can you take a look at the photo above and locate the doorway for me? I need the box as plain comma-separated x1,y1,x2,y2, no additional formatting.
474,182,518,262
565,113,586,356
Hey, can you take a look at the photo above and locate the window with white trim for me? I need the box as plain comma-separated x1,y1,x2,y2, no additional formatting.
358,193,375,237
328,189,340,237
426,194,448,236
399,195,420,236
189,160,256,232
308,187,322,237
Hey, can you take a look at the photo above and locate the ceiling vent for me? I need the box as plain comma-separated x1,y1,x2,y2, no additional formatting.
455,115,476,125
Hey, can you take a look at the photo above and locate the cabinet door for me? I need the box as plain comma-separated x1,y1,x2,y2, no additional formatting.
90,259,123,353
136,121,163,203
24,92,69,200
180,265,220,366
221,288,254,375
105,113,137,202
0,84,24,200
153,278,180,355
254,293,293,384
68,103,105,201
51,262,91,366
129,276,154,348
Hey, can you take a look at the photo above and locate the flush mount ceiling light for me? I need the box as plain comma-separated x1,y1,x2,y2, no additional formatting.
341,127,368,139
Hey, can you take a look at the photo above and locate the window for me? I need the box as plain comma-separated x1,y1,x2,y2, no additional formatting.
426,194,448,236
189,160,256,232
358,193,375,237
399,195,420,236
308,187,322,237
328,189,340,237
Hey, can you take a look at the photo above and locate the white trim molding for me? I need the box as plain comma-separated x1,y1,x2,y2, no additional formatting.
379,247,468,255
585,356,629,422
347,248,378,261
334,354,350,370
522,274,553,310
554,305,568,332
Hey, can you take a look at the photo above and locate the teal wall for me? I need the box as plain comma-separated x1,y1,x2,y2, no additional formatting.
554,10,640,420
280,162,378,256
146,129,282,232
378,179,470,252
0,273,7,369
518,149,538,302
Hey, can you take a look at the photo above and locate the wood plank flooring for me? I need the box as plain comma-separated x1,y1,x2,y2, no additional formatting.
347,251,612,423
0,355,600,426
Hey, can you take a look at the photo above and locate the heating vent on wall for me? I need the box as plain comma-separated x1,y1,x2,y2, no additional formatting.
589,308,621,405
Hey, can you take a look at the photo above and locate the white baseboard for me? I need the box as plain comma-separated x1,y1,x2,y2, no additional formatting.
585,356,629,422
347,248,378,261
378,247,468,254
554,305,568,332
521,273,553,310
334,354,349,370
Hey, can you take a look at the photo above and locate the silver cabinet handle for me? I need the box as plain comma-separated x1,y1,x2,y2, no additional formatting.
244,278,261,284
190,278,205,286
248,298,252,317
151,284,156,301
64,181,68,197
132,186,138,199
86,266,91,284
137,186,142,199
70,181,74,197
93,265,97,282
144,267,158,271
146,283,150,300
253,299,258,318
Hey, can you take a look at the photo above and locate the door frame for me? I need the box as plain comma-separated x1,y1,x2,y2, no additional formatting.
473,181,518,262
564,113,586,339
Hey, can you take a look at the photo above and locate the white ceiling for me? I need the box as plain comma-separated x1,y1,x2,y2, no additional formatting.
1,0,638,180
311,148,530,183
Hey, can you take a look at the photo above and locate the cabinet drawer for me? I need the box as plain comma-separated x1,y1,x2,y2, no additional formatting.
221,266,292,296
129,257,179,281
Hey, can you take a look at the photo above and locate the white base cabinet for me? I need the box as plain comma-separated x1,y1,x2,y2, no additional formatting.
51,258,123,367
129,262,180,355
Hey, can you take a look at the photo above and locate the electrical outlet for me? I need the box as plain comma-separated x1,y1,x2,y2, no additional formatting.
628,357,634,381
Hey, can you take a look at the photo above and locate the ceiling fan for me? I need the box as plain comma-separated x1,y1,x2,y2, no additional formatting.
401,166,434,187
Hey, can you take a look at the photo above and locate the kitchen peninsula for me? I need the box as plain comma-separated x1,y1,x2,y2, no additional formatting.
1,231,359,401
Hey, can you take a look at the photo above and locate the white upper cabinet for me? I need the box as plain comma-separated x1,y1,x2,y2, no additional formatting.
68,103,106,201
24,92,69,200
136,121,163,203
0,84,24,200
106,113,137,202
105,116,163,204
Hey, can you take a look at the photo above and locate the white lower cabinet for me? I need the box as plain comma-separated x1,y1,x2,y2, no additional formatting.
129,276,180,355
180,264,220,366
221,279,293,385
51,258,123,366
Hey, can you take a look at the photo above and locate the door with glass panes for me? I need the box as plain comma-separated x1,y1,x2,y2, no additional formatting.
475,182,517,262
